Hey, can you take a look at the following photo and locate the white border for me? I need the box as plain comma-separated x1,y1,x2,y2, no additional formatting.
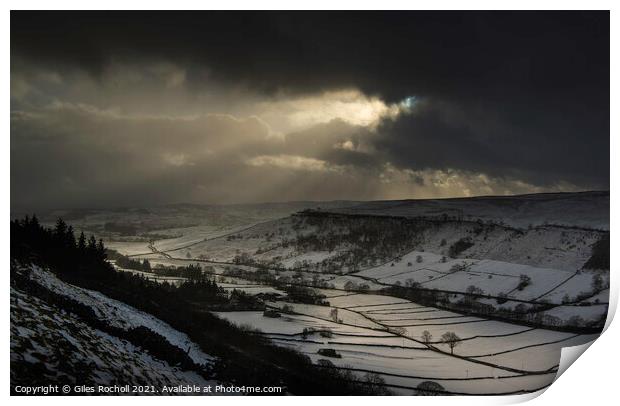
3,3,616,406
1,1,617,10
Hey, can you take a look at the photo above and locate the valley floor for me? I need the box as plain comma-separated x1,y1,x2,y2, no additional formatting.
104,212,608,395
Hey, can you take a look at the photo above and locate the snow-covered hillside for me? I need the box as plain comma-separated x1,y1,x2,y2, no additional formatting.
106,192,609,329
11,265,219,391
15,201,358,244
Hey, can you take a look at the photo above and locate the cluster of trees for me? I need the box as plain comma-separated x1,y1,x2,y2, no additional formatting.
232,252,254,264
416,381,445,395
222,266,334,306
420,330,461,354
317,348,341,358
157,264,210,280
177,273,227,304
393,278,421,289
297,326,335,339
440,332,461,355
343,280,371,292
107,250,152,272
109,251,219,287
583,235,610,270
221,266,337,295
289,212,430,273
517,274,532,291
449,262,469,273
12,216,107,278
263,309,281,318
447,237,475,257
313,361,391,395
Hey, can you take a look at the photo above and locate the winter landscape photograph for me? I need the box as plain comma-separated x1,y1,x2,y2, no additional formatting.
10,10,610,396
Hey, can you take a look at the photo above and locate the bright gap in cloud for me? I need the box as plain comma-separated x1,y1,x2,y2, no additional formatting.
256,89,418,132
246,154,342,173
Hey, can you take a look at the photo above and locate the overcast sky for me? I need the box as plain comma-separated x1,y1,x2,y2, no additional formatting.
10,11,609,210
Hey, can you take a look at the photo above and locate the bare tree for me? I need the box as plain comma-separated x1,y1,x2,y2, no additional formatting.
364,372,391,395
416,381,445,395
517,274,532,290
465,285,484,296
343,280,358,291
421,330,433,345
441,331,461,355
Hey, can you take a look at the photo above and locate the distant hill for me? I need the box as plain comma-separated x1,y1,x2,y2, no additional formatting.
324,191,609,230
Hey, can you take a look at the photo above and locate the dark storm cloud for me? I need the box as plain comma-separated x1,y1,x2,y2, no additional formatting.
11,12,609,101
10,11,609,209
372,99,610,189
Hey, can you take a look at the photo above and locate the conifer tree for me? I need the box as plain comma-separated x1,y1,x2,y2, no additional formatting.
142,258,151,271
66,225,77,248
97,239,106,260
78,232,87,250
54,218,67,238
88,235,97,251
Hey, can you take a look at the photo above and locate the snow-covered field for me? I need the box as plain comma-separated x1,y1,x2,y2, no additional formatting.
214,290,598,394
354,251,607,306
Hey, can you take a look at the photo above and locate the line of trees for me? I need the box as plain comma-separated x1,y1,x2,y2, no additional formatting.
11,215,108,278
107,250,151,271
